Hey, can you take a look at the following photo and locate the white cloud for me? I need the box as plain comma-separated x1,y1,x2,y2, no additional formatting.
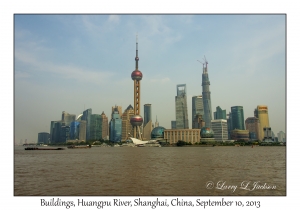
15,48,114,85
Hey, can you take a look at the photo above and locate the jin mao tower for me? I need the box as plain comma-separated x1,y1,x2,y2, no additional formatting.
130,35,143,139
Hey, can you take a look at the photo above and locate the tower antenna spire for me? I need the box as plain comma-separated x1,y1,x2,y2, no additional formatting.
135,33,139,70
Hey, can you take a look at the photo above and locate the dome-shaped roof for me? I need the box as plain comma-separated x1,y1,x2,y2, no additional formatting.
200,127,214,138
151,126,166,139
131,70,143,81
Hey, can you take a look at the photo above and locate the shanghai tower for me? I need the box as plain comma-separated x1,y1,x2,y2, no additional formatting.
200,57,212,128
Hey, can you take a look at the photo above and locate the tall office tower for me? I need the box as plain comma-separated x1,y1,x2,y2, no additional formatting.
82,108,92,140
61,124,70,143
227,112,232,138
277,131,286,142
193,114,205,129
110,110,122,142
255,105,270,141
78,120,86,141
111,105,122,120
38,132,50,144
214,106,226,120
175,84,189,129
61,111,76,126
90,114,102,140
143,104,152,140
70,121,80,140
211,119,228,141
121,105,134,140
192,95,204,128
171,120,176,129
231,106,245,130
144,104,152,127
200,57,212,128
51,121,69,143
130,35,143,139
245,117,261,140
100,112,108,139
50,120,61,143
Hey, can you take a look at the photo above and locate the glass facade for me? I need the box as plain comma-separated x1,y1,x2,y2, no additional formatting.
82,108,92,140
144,104,152,127
61,124,70,143
90,114,102,140
78,120,86,141
52,121,62,143
110,111,122,142
192,96,204,128
38,132,50,144
214,106,226,120
175,84,189,129
171,120,176,129
151,126,165,139
202,64,212,128
70,121,80,140
61,111,76,126
231,106,245,130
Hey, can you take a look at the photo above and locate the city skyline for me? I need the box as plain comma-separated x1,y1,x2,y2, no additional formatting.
14,14,285,142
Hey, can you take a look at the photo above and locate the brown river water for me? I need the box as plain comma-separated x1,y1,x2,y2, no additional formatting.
14,146,286,196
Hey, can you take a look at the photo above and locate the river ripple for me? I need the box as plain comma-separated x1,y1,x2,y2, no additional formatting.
14,146,286,196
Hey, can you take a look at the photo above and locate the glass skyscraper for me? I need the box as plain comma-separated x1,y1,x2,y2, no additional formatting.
38,132,50,144
192,95,204,128
143,104,152,140
70,121,80,140
231,106,245,130
214,106,226,120
90,114,102,140
144,104,152,127
175,84,189,129
61,111,76,126
110,110,122,142
82,108,92,140
201,60,212,128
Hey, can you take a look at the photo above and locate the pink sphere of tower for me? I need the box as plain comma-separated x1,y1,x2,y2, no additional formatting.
131,70,143,81
130,115,143,126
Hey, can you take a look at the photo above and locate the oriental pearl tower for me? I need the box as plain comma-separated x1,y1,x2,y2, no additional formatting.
130,35,143,139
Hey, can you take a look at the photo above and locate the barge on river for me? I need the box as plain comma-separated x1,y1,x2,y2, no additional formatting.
25,147,65,150
67,145,91,149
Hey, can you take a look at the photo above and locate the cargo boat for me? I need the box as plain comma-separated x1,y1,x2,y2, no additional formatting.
25,147,65,150
67,145,91,149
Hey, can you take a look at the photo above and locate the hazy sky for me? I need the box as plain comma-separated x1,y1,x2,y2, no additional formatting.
14,14,285,143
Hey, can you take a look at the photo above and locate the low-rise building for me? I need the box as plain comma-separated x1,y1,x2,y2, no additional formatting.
164,129,200,144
